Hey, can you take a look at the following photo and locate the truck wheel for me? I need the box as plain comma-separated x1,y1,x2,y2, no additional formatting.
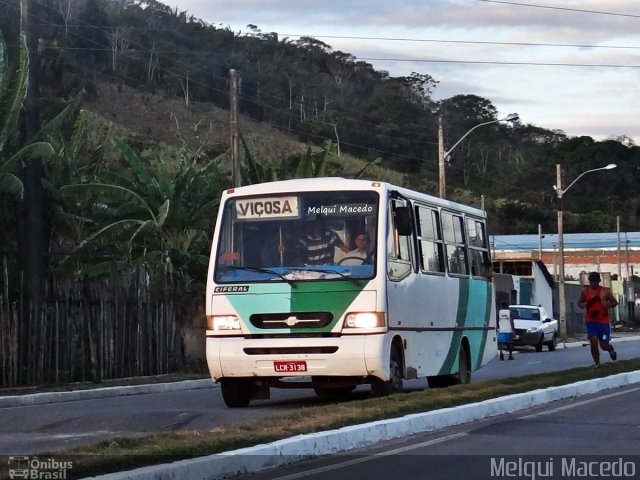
547,333,557,351
220,378,252,408
535,335,544,352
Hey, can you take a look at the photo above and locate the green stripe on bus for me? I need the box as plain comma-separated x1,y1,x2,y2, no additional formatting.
439,278,470,375
475,281,493,368
438,279,492,375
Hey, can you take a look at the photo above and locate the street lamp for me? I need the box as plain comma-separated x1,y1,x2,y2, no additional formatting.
438,113,519,198
554,163,617,343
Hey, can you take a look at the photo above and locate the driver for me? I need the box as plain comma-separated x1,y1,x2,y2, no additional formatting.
337,232,371,265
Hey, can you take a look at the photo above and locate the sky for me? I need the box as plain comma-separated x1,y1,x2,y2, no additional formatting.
167,0,640,144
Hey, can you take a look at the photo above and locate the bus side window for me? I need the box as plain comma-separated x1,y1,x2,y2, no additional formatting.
387,200,413,280
442,212,469,276
416,205,445,273
466,217,491,279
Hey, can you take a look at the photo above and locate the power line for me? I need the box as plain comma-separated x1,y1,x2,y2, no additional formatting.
278,33,640,51
474,0,640,18
355,57,640,68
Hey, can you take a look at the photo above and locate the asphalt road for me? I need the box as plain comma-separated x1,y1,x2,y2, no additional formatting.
1,337,638,456
235,383,640,480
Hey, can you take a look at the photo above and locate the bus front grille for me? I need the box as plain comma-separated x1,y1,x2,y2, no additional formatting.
250,312,333,329
243,346,338,355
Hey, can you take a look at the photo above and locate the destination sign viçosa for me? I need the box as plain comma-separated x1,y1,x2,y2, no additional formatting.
235,196,299,220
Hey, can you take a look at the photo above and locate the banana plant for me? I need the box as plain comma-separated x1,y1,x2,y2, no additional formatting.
293,140,336,178
58,139,225,289
0,29,55,199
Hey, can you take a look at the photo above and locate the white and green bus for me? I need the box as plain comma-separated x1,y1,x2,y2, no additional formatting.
206,178,497,407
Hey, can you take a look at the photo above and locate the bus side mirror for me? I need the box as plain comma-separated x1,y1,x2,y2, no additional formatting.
394,206,412,236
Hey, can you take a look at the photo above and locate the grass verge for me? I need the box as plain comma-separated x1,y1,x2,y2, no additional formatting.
3,359,639,479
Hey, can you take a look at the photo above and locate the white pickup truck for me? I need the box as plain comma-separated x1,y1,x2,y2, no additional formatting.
509,304,559,352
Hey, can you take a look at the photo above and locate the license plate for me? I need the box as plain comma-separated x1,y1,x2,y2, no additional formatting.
274,360,307,372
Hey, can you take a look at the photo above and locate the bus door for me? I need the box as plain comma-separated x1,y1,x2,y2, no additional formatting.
385,197,416,330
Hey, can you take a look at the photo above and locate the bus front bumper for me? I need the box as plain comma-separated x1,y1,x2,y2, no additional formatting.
205,334,388,382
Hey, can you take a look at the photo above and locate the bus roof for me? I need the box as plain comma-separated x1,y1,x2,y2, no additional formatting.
222,178,486,218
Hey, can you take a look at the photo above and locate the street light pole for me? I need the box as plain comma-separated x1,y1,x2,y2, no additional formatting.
438,113,519,198
555,162,617,343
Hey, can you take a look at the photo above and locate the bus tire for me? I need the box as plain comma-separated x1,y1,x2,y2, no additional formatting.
220,378,252,408
427,345,471,388
457,344,471,384
371,347,402,397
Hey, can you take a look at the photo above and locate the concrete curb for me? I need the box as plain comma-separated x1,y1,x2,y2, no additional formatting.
87,370,640,480
0,379,215,409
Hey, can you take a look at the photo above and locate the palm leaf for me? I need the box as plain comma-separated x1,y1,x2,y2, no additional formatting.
73,218,144,252
294,146,315,178
0,34,28,153
31,104,75,144
60,183,158,223
128,219,155,252
1,142,54,198
0,172,22,198
156,199,170,228
2,142,55,169
354,157,382,179
113,138,154,186
240,132,262,184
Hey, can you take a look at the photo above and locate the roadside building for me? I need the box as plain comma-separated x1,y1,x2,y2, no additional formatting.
491,231,640,328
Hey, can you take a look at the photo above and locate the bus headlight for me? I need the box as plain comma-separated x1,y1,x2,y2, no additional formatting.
207,315,240,331
342,312,386,330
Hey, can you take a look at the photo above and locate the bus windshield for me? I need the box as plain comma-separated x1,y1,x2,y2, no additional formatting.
214,190,379,283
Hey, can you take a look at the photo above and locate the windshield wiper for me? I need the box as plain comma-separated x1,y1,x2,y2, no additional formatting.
301,268,361,285
221,265,297,287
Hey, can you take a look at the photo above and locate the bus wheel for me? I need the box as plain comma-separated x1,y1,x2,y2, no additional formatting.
457,345,471,384
427,346,471,388
220,378,252,408
371,347,402,397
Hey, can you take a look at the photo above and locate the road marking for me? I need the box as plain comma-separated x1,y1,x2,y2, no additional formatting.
519,385,640,419
271,432,468,479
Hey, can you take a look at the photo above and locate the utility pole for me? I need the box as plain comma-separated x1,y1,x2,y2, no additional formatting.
437,116,445,198
538,224,543,261
556,164,567,343
617,216,621,280
20,0,46,306
229,69,241,187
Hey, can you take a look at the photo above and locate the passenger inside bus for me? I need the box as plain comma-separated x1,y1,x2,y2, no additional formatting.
260,225,298,266
298,218,349,265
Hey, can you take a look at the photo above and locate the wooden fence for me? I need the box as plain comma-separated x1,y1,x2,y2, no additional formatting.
0,263,184,388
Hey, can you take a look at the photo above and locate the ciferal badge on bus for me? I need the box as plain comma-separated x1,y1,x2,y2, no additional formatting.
235,196,299,220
